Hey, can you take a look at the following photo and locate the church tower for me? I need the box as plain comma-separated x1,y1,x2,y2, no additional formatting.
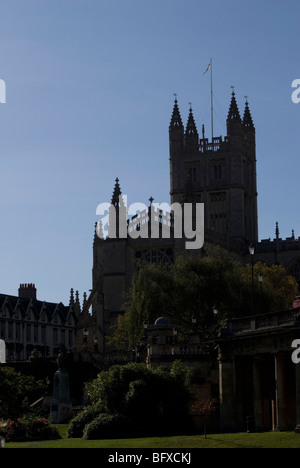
91,178,129,353
169,90,258,252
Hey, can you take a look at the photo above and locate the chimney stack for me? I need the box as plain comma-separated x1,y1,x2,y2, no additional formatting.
18,283,37,300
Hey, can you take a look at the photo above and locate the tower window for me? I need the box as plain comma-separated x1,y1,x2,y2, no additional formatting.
214,165,222,180
187,167,197,182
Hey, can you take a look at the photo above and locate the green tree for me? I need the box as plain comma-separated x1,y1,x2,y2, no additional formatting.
241,261,298,312
0,366,45,419
110,247,299,351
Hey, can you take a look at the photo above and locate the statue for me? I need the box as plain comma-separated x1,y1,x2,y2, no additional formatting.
0,340,6,363
49,346,72,423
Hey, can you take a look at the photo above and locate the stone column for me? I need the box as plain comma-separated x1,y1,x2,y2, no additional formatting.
295,363,300,433
253,357,263,430
274,353,286,431
219,355,237,431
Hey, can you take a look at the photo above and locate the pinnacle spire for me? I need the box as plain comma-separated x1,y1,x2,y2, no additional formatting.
111,177,122,207
69,288,74,306
227,89,241,122
185,105,198,136
185,105,199,151
83,292,87,307
242,99,254,128
169,95,183,129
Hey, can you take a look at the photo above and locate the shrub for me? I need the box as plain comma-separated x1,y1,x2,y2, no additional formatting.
26,417,61,441
86,362,155,413
67,403,102,438
1,417,60,442
83,413,132,440
0,367,45,419
78,362,194,438
6,418,27,441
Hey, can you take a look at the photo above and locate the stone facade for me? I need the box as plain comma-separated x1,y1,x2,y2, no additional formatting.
169,94,258,252
78,91,299,357
217,306,300,431
254,224,300,287
0,284,78,361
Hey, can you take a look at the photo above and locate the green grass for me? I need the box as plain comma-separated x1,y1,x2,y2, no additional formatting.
3,426,300,448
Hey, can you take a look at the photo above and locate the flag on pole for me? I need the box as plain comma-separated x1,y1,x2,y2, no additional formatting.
202,61,211,75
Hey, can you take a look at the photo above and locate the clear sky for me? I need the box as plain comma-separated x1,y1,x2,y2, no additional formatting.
0,0,299,305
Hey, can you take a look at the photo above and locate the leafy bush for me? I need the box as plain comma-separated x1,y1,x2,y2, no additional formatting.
0,367,45,419
67,403,102,438
68,361,193,439
5,418,27,441
0,417,61,442
86,362,155,414
26,417,61,441
83,413,132,440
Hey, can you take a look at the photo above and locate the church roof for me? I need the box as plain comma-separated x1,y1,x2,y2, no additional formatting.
0,293,78,324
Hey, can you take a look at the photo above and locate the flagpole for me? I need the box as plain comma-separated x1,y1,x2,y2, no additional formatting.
210,58,213,142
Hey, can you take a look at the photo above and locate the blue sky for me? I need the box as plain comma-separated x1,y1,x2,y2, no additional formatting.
0,0,299,305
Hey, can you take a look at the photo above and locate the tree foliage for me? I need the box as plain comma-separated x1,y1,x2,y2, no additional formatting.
71,362,193,438
0,366,45,419
109,246,299,350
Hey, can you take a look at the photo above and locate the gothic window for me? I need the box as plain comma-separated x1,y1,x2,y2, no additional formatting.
34,325,38,343
68,330,73,347
8,322,13,340
214,165,222,180
135,248,173,267
16,323,21,340
53,328,58,346
61,329,65,345
209,192,227,234
193,167,197,181
0,321,5,339
26,324,31,342
210,159,224,181
187,167,197,182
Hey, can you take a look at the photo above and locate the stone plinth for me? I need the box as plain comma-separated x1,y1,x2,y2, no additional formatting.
49,352,72,423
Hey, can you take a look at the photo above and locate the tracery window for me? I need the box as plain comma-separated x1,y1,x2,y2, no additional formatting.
135,248,173,266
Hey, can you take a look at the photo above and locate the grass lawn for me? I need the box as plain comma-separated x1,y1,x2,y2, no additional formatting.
3,425,300,448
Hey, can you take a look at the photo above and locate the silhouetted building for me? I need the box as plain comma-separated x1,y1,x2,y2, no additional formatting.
77,91,299,357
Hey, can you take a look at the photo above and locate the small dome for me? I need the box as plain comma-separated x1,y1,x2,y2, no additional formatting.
154,317,171,326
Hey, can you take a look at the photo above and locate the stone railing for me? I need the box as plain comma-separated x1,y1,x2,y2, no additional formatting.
221,307,300,337
148,343,209,358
